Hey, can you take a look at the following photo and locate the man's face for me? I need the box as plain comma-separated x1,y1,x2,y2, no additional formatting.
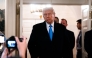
77,22,81,30
43,9,55,24
61,20,67,27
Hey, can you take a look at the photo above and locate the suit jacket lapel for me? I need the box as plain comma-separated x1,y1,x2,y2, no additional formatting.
43,21,51,41
43,21,58,41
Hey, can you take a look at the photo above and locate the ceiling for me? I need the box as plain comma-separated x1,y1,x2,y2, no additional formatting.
23,0,88,5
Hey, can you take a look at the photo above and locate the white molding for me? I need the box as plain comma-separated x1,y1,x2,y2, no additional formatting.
5,0,16,38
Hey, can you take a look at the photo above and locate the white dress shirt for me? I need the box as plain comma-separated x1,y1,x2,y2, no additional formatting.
46,22,54,33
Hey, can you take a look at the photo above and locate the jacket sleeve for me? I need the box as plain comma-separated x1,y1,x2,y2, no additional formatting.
71,32,75,49
28,25,38,58
84,31,90,53
62,27,70,58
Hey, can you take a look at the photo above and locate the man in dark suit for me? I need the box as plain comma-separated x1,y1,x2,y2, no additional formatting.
84,30,92,58
61,19,75,58
76,19,82,58
28,7,69,58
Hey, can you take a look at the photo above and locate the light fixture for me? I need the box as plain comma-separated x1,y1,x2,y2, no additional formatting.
30,4,52,14
30,4,52,19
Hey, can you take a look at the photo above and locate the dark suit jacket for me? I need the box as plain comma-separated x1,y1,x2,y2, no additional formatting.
84,30,92,58
76,31,82,50
65,30,75,58
28,21,69,58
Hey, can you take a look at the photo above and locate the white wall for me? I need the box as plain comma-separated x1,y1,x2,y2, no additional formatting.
0,0,5,9
81,5,89,58
23,5,82,58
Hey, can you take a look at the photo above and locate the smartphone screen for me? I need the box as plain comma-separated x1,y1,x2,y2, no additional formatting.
0,36,4,43
8,41,16,47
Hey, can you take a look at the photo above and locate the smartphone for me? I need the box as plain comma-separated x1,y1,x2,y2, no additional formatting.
6,36,17,49
6,36,23,49
7,40,16,48
0,36,4,43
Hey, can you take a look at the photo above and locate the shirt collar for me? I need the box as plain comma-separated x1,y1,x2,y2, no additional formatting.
46,22,54,27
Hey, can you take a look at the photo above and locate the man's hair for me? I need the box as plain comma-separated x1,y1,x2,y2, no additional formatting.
55,17,59,21
42,7,55,13
61,18,67,23
76,19,81,24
